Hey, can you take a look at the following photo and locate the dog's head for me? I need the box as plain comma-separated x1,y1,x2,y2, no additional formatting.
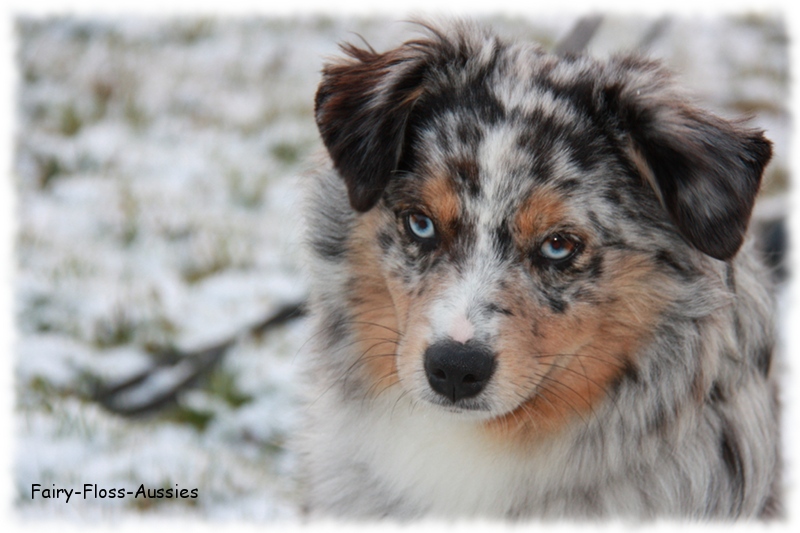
314,22,771,431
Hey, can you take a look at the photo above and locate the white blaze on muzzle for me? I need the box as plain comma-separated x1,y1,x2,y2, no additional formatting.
426,245,507,347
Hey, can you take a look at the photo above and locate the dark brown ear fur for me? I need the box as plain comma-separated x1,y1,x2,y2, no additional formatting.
315,43,428,212
317,39,772,260
608,57,772,261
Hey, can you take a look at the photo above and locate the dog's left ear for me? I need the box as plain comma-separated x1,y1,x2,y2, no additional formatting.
608,58,772,261
315,43,428,212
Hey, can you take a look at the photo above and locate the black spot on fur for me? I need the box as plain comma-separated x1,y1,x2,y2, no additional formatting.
517,109,607,179
603,188,623,205
586,210,616,243
324,307,351,344
485,303,514,316
311,233,348,262
528,77,617,170
646,403,669,434
451,157,481,197
550,77,597,117
653,249,698,280
516,131,554,183
456,120,483,146
587,254,604,280
708,381,725,404
493,223,514,260
654,250,681,270
608,358,639,395
756,344,774,377
555,178,581,193
435,125,454,154
415,80,507,133
401,86,503,182
378,230,395,253
562,126,605,171
586,210,600,229
720,423,746,514
622,358,640,384
545,294,567,314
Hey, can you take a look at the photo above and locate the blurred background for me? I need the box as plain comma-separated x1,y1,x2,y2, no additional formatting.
13,14,789,520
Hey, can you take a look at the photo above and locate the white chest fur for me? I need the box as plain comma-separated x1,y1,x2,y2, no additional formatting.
317,393,568,517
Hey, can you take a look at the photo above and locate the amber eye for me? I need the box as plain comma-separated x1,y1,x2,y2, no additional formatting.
539,234,578,262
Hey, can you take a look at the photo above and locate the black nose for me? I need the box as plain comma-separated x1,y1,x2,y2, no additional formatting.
424,341,496,403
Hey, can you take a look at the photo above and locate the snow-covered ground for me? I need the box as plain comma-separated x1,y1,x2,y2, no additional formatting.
13,15,789,521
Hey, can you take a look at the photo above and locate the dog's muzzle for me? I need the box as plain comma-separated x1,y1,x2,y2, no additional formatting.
424,340,496,403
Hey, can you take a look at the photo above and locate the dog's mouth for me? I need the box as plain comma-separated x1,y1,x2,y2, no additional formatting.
422,393,494,414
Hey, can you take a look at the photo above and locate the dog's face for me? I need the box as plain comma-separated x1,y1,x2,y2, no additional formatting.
313,23,771,434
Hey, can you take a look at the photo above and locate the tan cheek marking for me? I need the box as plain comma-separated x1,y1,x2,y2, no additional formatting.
345,209,452,394
346,209,402,390
392,285,442,390
484,254,674,442
514,187,568,246
419,170,460,239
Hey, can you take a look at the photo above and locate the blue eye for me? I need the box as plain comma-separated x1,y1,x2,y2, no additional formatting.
540,234,577,261
406,213,436,241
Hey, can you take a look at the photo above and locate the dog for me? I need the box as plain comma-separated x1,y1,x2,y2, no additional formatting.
297,20,780,519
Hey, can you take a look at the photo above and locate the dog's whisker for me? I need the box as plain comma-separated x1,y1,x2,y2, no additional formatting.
511,386,572,432
528,378,590,428
339,346,399,393
347,321,402,336
528,359,627,424
529,351,627,371
364,369,400,401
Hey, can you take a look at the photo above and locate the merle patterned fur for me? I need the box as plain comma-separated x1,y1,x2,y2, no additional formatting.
297,20,780,519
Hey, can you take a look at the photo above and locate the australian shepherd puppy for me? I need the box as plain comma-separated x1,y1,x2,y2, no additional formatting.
297,20,780,519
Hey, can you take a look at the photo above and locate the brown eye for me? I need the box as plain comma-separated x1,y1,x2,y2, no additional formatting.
540,234,578,262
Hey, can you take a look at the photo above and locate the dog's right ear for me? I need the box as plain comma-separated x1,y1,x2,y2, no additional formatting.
315,43,428,212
